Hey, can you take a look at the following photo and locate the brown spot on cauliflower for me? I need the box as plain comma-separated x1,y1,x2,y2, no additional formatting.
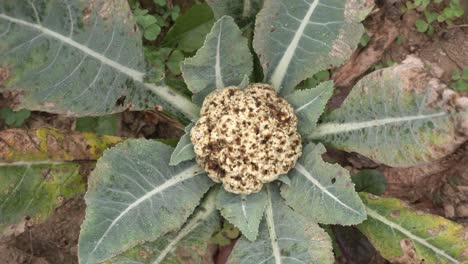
191,83,302,194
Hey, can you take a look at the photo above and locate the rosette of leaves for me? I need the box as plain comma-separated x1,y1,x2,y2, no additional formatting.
1,0,467,263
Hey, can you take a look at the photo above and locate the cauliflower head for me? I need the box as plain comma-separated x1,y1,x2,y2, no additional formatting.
190,83,302,194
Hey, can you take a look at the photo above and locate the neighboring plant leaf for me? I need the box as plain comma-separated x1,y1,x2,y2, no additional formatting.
0,128,122,163
169,123,195,166
309,57,468,167
181,16,253,104
0,0,199,120
351,169,386,195
216,188,267,241
106,188,220,264
358,193,468,263
78,139,214,264
0,108,31,127
253,0,372,94
285,80,334,134
206,0,263,25
227,184,334,264
281,143,367,225
75,115,119,136
0,128,119,236
0,164,85,236
163,4,215,53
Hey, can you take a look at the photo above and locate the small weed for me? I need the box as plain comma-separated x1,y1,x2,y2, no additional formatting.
0,108,31,127
359,32,371,47
403,0,465,35
451,68,468,92
129,0,180,42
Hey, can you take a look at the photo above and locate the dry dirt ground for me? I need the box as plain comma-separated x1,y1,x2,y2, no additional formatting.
0,0,467,263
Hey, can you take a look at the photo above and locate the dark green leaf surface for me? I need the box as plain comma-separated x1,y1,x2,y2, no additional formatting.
107,188,220,264
0,0,198,119
181,16,253,104
285,80,334,134
216,188,266,241
309,58,468,167
281,143,366,225
254,0,372,94
206,0,263,25
163,4,214,53
227,184,334,264
351,169,386,195
78,139,213,264
169,123,195,166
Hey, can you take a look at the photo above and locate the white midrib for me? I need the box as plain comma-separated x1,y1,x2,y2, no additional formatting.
0,13,199,120
89,164,204,258
269,0,319,90
366,207,459,264
294,89,326,113
295,164,361,215
215,19,225,89
152,197,215,264
308,112,448,139
241,195,248,221
265,188,281,264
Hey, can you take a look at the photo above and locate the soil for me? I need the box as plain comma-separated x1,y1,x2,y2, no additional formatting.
1,0,467,263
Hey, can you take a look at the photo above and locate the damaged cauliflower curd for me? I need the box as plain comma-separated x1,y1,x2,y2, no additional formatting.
190,84,302,194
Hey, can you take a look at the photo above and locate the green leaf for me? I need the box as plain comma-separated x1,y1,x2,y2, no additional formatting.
0,0,198,120
253,0,372,94
0,108,31,127
154,0,166,7
424,11,438,23
462,68,468,80
452,70,461,80
169,123,195,166
181,16,253,104
166,49,185,75
206,0,263,25
143,24,161,41
0,164,85,235
415,19,429,32
136,15,158,28
453,79,468,92
285,80,334,134
227,184,334,264
309,58,468,167
75,115,118,136
78,139,214,264
281,143,367,225
358,193,468,263
351,169,386,195
106,188,220,264
163,4,214,52
0,128,120,235
360,32,371,47
216,188,267,241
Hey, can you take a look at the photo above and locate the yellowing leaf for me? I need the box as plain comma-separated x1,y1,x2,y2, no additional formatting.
359,193,468,264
